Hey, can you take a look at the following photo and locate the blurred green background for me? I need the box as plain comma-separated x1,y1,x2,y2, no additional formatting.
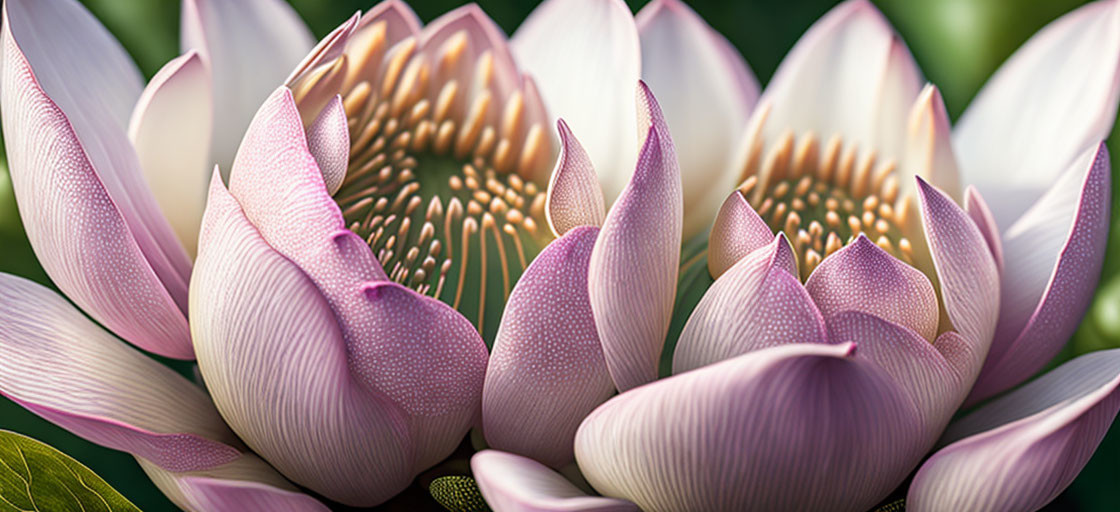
1,0,1117,510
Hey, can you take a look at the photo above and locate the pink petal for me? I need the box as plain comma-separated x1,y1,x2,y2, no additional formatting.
953,0,1120,223
908,348,1120,512
193,171,415,507
472,450,639,512
483,226,612,468
916,178,1000,385
759,0,922,163
139,455,329,512
305,94,349,195
674,235,826,374
1,11,192,358
0,273,239,472
806,234,939,341
964,186,1004,273
575,342,925,511
969,143,1111,403
512,0,641,202
128,50,213,257
546,119,606,236
636,0,760,238
589,83,682,391
900,84,961,203
181,0,315,170
706,190,773,279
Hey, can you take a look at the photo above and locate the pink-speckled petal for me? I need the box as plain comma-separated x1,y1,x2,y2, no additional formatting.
758,0,922,162
193,171,413,507
0,273,239,472
576,342,925,512
128,50,213,258
472,450,639,512
953,0,1120,224
969,143,1111,403
674,235,824,373
483,227,612,468
806,234,939,341
140,455,329,512
901,84,961,203
546,119,606,236
306,95,349,195
181,0,314,170
420,3,520,99
512,0,641,202
229,86,488,481
589,83,682,392
965,186,1004,272
707,190,773,279
636,0,760,239
917,178,1000,386
908,348,1120,512
1,13,192,358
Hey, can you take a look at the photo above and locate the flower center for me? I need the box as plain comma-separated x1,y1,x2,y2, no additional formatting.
306,27,553,342
738,129,913,279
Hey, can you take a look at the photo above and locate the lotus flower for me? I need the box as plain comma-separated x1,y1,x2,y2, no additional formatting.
476,1,1120,511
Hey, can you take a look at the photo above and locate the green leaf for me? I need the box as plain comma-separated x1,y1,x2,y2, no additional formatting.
0,430,141,512
429,475,490,512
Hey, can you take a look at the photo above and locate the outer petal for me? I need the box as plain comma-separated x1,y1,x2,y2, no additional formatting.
965,186,1004,272
193,171,413,507
588,84,682,391
969,143,1110,402
181,0,315,170
512,0,641,202
706,190,773,279
229,89,488,481
546,119,607,236
953,0,1120,221
128,50,213,257
472,450,639,512
757,0,922,162
139,455,329,512
483,226,613,468
0,273,240,473
305,94,349,196
673,235,826,374
917,178,1000,385
636,0,759,238
576,343,925,512
2,0,193,358
908,349,1120,512
805,235,939,341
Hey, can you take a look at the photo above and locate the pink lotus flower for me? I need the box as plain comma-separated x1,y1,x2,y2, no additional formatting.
476,1,1120,511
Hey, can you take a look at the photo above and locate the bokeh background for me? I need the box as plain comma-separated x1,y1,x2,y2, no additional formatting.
1,0,1118,509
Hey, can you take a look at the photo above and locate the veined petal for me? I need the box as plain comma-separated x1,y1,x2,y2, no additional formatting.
900,84,961,203
953,0,1120,222
546,119,606,236
917,178,1000,385
512,0,641,202
965,186,1004,273
0,273,239,472
636,0,759,239
228,88,488,478
969,143,1110,403
806,235,939,341
181,0,315,171
472,450,639,512
758,0,922,162
589,83,682,392
483,226,613,468
193,171,414,507
707,190,773,279
306,94,349,196
576,342,925,512
674,235,825,374
908,349,1120,512
128,50,213,258
1,15,192,358
139,455,329,512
